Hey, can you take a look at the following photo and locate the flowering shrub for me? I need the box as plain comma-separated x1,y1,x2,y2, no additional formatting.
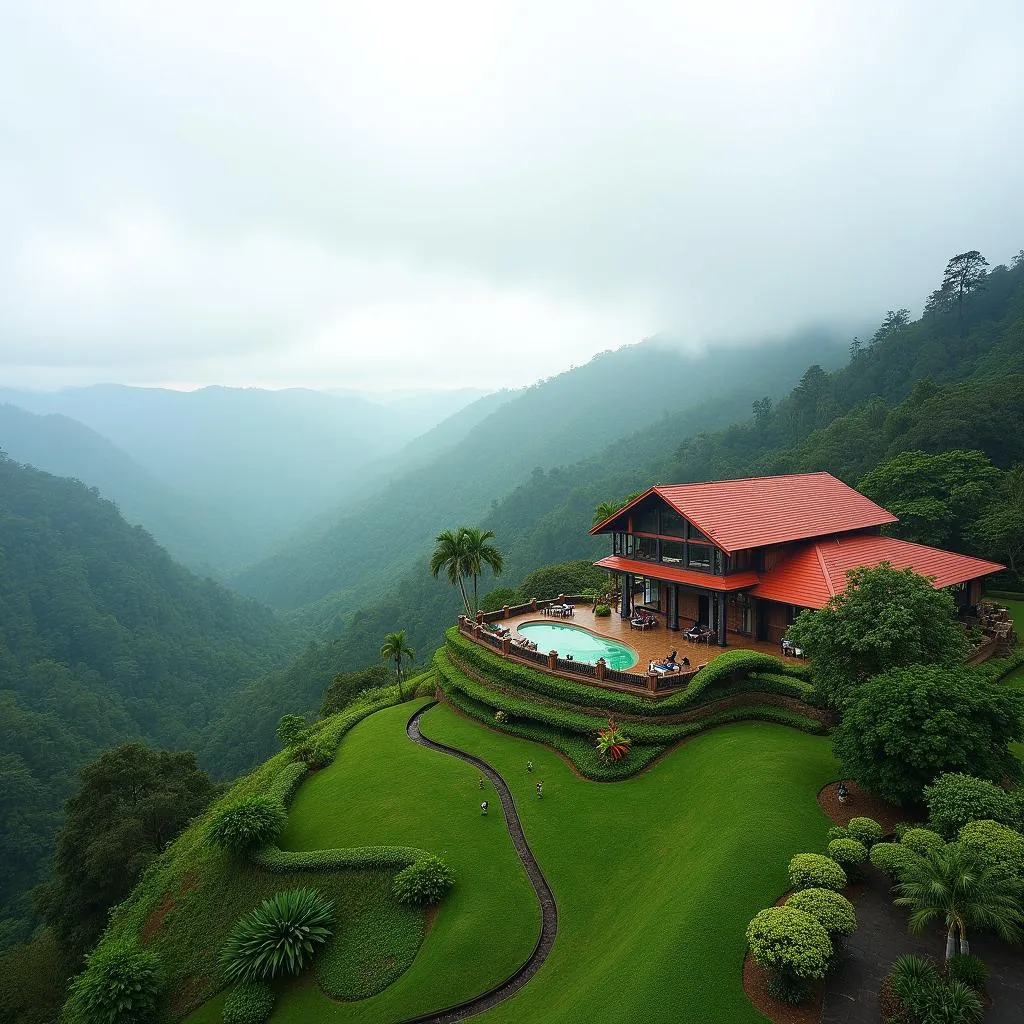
494,710,508,724
595,718,631,761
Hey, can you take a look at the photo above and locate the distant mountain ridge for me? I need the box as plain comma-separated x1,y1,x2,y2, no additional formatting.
0,384,471,573
0,404,232,573
233,329,848,616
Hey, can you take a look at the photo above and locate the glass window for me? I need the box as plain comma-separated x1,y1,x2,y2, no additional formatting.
644,578,660,605
634,506,659,534
661,507,686,537
636,536,658,560
687,522,710,543
661,539,685,564
687,544,713,570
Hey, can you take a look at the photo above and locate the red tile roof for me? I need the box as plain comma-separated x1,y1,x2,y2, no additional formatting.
595,556,760,592
751,534,1005,609
589,473,897,553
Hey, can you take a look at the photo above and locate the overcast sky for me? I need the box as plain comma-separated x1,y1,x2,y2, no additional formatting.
2,1,1023,392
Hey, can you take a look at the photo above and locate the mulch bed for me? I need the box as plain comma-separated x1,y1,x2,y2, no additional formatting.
742,781,907,1024
817,780,918,834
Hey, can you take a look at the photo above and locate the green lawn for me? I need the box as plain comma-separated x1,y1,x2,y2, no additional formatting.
186,698,838,1024
419,705,838,1024
199,699,542,1023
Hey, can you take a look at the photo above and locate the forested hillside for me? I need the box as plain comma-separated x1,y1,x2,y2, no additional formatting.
0,405,228,572
202,251,1024,772
0,385,438,573
0,457,298,944
234,329,846,616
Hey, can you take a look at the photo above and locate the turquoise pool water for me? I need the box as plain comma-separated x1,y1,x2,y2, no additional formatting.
517,623,639,671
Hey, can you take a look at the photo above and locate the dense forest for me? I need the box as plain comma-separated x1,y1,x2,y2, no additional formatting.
234,329,847,621
0,458,298,943
199,251,1024,769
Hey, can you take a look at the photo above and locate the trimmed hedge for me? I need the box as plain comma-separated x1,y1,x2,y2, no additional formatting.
788,854,847,892
845,817,883,848
436,650,824,748
442,671,822,781
869,842,921,881
206,797,288,856
786,888,857,938
957,820,1024,881
445,627,811,717
899,828,946,858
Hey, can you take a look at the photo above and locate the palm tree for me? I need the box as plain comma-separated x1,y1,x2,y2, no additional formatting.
380,630,415,701
895,843,1024,960
592,500,621,526
429,528,472,615
461,527,504,614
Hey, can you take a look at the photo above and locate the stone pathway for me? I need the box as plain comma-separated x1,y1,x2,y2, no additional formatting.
400,702,558,1023
822,866,1024,1024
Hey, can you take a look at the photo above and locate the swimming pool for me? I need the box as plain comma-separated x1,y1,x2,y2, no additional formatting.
517,623,639,671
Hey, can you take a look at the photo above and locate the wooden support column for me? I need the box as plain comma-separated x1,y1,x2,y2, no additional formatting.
619,573,632,619
716,593,727,647
667,584,679,631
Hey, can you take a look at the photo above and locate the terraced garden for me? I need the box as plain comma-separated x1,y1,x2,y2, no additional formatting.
176,649,838,1023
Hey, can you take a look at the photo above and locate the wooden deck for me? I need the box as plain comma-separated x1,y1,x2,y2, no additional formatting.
491,603,803,673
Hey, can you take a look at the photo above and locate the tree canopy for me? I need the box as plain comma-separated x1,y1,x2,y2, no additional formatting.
785,563,970,710
858,449,1002,549
36,743,217,959
832,665,1024,805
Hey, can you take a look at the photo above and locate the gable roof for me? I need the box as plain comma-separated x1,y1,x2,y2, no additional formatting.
750,534,1005,609
589,472,897,554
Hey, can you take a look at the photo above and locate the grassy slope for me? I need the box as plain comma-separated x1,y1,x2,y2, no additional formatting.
419,705,839,1024
234,700,540,1023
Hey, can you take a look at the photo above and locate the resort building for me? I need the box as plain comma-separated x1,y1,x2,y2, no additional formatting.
590,472,1004,647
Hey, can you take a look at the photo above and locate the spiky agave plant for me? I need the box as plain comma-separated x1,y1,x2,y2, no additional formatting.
596,718,631,761
220,887,335,982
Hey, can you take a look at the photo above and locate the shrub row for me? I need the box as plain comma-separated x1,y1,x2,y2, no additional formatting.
437,650,824,746
445,627,810,716
972,648,1024,683
441,661,823,780
443,686,664,780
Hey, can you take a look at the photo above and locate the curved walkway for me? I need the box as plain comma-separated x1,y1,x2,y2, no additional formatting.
401,702,558,1024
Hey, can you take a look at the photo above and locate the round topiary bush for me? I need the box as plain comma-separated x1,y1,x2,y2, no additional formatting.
393,855,455,906
66,939,164,1024
786,888,857,938
825,825,851,844
845,817,884,847
827,837,869,880
899,827,946,858
222,981,275,1024
594,604,612,617
870,841,922,881
220,887,335,982
206,796,288,856
788,853,847,892
746,906,832,1004
924,772,1018,838
958,820,1024,882
946,953,989,992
